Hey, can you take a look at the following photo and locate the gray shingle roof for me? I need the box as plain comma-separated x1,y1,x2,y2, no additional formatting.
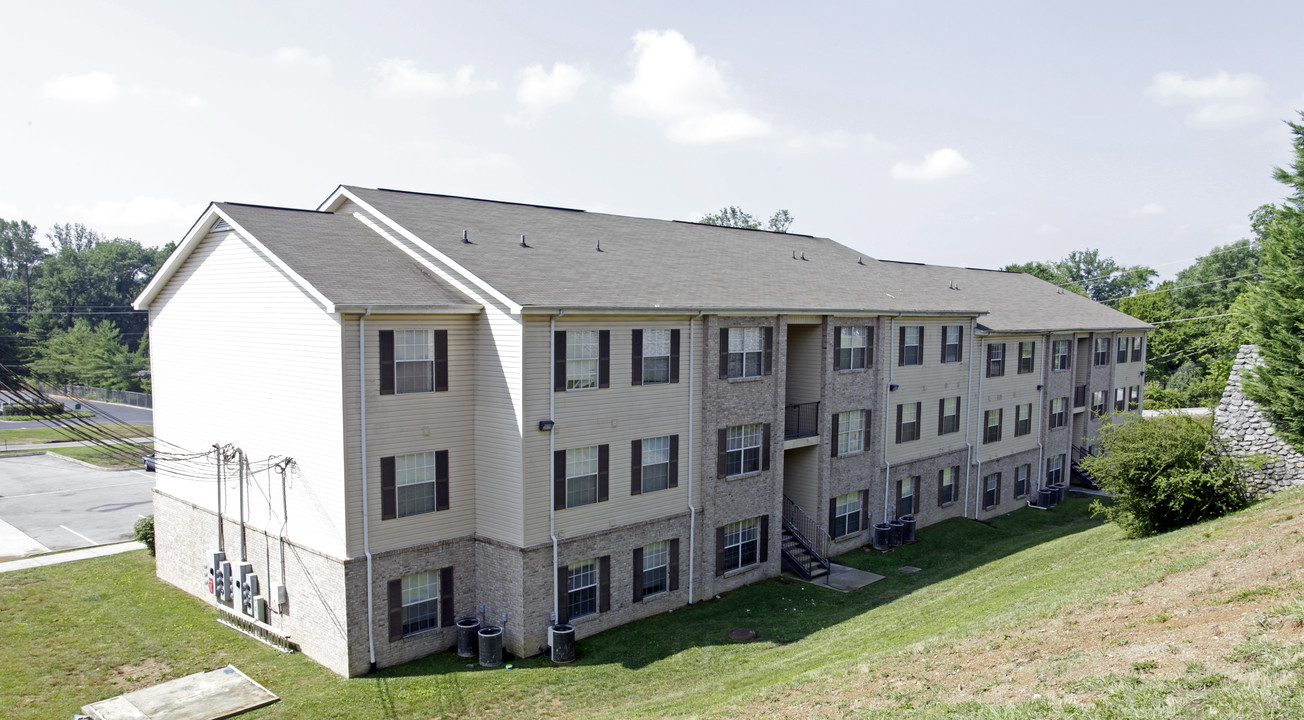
344,187,1150,332
217,202,475,309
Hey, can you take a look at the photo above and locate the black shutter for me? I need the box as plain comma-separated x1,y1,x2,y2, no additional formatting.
387,578,403,641
759,515,769,563
435,450,450,511
439,566,454,627
434,329,448,391
379,330,395,395
828,497,837,531
915,403,922,439
554,331,566,391
556,565,569,623
866,326,874,365
957,326,964,362
998,408,1004,441
938,398,945,436
834,326,843,370
668,434,679,488
553,449,566,510
940,327,947,364
998,343,1006,376
669,329,680,383
859,490,870,531
630,439,642,496
715,526,726,576
598,556,611,612
863,410,871,451
830,412,840,457
895,404,903,444
631,329,643,385
597,444,609,502
718,328,729,378
598,330,610,388
763,326,773,375
717,428,728,478
632,547,644,602
762,423,771,471
898,326,906,366
669,538,680,591
381,456,396,520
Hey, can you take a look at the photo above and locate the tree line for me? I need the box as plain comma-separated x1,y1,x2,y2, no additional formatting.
0,219,170,393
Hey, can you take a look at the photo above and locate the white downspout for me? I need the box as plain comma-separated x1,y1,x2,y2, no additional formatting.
687,311,702,604
973,335,986,518
550,310,564,624
963,320,975,518
882,314,900,521
359,309,376,670
1034,333,1048,505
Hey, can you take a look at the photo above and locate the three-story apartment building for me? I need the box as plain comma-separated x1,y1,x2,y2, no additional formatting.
136,186,1149,676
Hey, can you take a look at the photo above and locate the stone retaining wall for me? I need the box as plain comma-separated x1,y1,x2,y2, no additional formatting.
1213,345,1304,495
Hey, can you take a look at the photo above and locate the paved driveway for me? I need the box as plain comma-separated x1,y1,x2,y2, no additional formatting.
0,454,155,560
0,396,153,430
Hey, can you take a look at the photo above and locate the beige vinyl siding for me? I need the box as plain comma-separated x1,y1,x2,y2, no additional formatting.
474,308,526,545
971,334,1042,464
884,318,972,464
341,314,479,556
783,445,819,516
521,315,700,544
150,229,349,558
786,322,823,405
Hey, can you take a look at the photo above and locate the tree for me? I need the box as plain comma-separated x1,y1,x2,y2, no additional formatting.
1243,113,1304,452
699,206,794,233
1170,235,1261,314
1000,260,1085,295
26,317,148,391
1056,249,1156,302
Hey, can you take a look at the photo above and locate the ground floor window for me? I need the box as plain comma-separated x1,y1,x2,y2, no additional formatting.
723,518,759,572
833,492,861,537
400,571,439,636
983,472,1001,509
1047,454,1065,485
1015,464,1030,498
568,559,599,619
641,541,668,597
938,466,957,505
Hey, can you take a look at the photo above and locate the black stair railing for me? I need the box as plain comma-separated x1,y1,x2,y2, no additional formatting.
781,495,831,577
784,401,820,440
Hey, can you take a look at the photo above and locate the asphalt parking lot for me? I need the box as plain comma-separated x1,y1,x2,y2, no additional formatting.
0,454,155,560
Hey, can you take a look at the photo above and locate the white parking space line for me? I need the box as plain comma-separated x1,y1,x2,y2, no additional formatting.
3,478,155,500
60,525,97,545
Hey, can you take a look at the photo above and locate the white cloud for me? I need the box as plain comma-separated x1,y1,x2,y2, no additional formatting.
274,46,331,71
1146,71,1269,126
44,71,119,102
375,59,497,98
516,63,585,115
80,196,205,230
891,148,973,181
612,29,771,144
1132,203,1166,217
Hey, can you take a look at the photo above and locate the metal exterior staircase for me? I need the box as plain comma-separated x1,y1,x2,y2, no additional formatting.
780,495,831,581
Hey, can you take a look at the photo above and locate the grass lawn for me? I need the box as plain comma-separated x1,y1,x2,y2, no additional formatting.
3,494,1302,719
0,411,96,421
30,442,155,468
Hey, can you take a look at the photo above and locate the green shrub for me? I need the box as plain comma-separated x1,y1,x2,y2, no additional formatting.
134,515,155,556
1081,415,1251,537
1,402,64,417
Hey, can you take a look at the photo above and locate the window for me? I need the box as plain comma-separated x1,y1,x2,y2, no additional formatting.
636,328,675,385
897,476,917,517
1091,390,1106,416
983,472,1001,509
1052,339,1071,371
938,396,961,435
987,343,1005,377
379,329,448,395
835,410,866,456
634,436,674,494
1131,337,1144,363
896,402,922,443
836,326,870,370
1089,443,1103,457
380,450,449,520
566,329,600,390
1018,341,1035,374
567,559,599,619
1129,385,1141,411
726,327,766,379
726,424,763,476
833,492,862,538
1050,398,1066,429
722,518,760,573
1114,387,1126,412
941,325,963,363
399,570,439,636
1117,336,1130,364
1094,337,1111,366
983,408,1003,444
899,326,923,366
1015,464,1030,498
1047,454,1064,484
640,541,669,598
565,446,600,508
938,466,957,506
1015,403,1032,436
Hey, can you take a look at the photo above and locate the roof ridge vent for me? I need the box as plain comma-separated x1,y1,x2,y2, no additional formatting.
801,251,807,261
596,238,603,252
520,234,530,248
463,229,473,244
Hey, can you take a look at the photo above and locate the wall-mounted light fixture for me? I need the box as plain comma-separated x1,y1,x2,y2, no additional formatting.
538,419,555,432
1036,384,1044,391
889,383,899,391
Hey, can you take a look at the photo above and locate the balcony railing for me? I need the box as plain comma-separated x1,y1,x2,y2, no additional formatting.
781,495,831,576
784,401,820,440
1073,384,1087,408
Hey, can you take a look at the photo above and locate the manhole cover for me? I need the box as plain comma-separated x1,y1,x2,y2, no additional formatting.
728,628,757,642
899,566,922,573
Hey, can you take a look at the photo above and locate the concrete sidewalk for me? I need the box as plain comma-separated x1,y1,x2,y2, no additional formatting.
0,540,145,573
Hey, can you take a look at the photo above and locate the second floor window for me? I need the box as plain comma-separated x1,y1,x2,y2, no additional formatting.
1050,398,1067,429
837,326,870,370
1129,385,1141,410
896,402,921,443
566,446,601,508
1094,337,1111,366
984,408,1002,444
835,410,866,456
1015,403,1032,436
1092,390,1106,416
1052,339,1071,371
636,435,673,494
1115,387,1126,412
941,325,963,363
899,326,923,366
726,424,763,476
938,396,961,435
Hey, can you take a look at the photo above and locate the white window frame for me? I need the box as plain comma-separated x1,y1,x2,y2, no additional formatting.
901,326,923,366
1052,339,1071,371
640,436,671,493
1018,341,1035,374
839,326,868,370
941,325,962,363
1015,403,1032,437
1015,464,1030,498
567,559,598,619
395,329,435,394
565,446,599,508
987,343,1005,377
641,541,669,597
1091,390,1106,416
642,328,671,385
1117,336,1130,364
836,410,865,456
1050,398,1066,429
1094,337,1111,366
833,492,861,538
939,466,956,505
984,408,1001,444
396,451,436,518
723,518,759,572
566,329,599,391
400,570,439,636
940,396,960,435
1047,454,1065,484
898,402,920,443
983,472,1001,509
726,424,763,476
727,327,764,379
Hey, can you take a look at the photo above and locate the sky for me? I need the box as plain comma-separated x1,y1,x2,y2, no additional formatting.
3,1,1303,280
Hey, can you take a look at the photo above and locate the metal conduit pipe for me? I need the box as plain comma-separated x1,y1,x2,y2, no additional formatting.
687,311,702,603
359,309,377,669
550,310,565,624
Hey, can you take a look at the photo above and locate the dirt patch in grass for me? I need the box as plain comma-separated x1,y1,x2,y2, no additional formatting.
736,505,1304,716
107,658,170,691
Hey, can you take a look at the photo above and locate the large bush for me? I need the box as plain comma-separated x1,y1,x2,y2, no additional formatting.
134,515,155,556
1081,415,1251,537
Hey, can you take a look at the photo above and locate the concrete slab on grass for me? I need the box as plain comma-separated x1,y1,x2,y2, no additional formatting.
81,665,278,720
822,563,886,592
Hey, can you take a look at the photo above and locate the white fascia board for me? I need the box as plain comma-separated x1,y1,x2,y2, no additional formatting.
338,188,522,315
